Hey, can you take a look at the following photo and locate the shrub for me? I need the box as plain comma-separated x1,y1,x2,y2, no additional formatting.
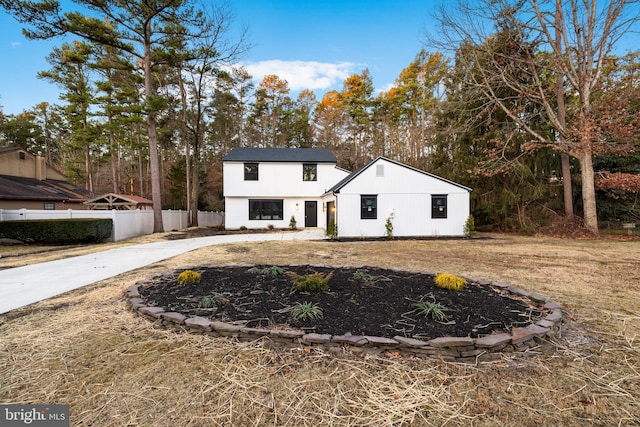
289,215,297,230
0,218,112,244
351,270,373,282
385,217,394,240
260,266,284,277
177,270,201,286
199,294,229,308
413,300,449,321
290,302,323,320
287,271,333,293
463,215,476,238
326,219,338,239
434,273,467,291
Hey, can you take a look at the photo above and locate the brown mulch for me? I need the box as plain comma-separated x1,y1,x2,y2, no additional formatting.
139,265,545,340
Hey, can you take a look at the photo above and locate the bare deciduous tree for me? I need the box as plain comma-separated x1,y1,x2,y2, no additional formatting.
429,0,640,233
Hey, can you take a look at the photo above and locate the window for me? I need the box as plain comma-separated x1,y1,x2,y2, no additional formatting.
249,199,283,220
432,195,447,218
376,164,384,177
303,164,317,181
361,195,377,219
43,202,55,210
244,163,258,181
19,152,26,160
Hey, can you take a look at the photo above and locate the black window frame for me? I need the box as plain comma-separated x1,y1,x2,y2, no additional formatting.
249,199,283,220
244,163,259,181
361,195,377,219
431,195,448,219
303,163,317,181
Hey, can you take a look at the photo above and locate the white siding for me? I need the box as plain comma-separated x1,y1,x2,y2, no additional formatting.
223,162,346,197
335,158,470,237
224,197,309,229
223,161,348,230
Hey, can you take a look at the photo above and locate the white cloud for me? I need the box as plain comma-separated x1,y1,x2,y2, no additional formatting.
375,82,397,96
10,42,21,48
242,60,359,91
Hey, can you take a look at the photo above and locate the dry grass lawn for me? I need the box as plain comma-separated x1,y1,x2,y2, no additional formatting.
1,232,639,426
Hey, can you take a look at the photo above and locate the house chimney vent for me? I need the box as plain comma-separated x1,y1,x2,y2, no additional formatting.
35,151,46,180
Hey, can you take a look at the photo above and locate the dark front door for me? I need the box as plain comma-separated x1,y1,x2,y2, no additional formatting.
304,201,317,227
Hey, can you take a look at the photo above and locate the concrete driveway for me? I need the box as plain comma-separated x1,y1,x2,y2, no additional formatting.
0,229,325,315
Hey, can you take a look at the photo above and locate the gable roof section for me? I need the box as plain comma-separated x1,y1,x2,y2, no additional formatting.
327,156,473,194
0,147,23,155
0,174,91,202
84,193,153,209
222,147,337,163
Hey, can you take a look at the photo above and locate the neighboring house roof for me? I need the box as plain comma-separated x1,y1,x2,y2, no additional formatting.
327,156,473,194
0,174,91,202
84,193,153,210
222,147,337,163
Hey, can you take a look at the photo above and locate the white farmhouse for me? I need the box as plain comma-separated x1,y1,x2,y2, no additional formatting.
323,157,472,238
222,147,350,230
222,148,472,237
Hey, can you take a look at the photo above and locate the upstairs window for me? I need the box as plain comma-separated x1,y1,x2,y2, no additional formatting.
432,195,447,219
361,195,377,219
303,164,317,181
244,163,258,181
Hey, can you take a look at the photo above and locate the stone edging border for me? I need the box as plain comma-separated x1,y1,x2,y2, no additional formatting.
126,266,565,363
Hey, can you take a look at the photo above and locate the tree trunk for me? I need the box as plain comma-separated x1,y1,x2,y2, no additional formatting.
190,155,199,226
555,2,573,219
108,116,118,193
144,31,164,233
146,112,164,232
561,153,573,218
178,73,192,227
577,149,598,233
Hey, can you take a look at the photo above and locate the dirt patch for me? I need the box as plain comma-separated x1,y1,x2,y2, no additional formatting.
139,265,544,339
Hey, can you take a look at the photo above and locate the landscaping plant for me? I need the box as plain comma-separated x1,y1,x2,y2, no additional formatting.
260,266,285,277
326,219,338,239
463,214,476,238
412,300,449,321
351,270,373,282
290,302,324,320
287,271,333,293
177,270,201,286
434,273,467,291
199,294,229,308
385,217,394,240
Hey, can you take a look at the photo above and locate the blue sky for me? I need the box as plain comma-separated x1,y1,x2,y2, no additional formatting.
0,0,439,116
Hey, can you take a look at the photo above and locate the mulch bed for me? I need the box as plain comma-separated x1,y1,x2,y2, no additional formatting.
139,265,545,340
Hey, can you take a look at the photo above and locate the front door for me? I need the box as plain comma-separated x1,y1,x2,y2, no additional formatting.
304,201,317,227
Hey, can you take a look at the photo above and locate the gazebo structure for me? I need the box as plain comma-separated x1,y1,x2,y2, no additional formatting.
84,193,153,210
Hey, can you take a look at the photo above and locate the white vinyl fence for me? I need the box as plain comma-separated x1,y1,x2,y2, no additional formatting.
0,209,225,241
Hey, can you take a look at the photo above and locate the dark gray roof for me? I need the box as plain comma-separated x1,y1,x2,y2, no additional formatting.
327,157,473,193
0,175,91,202
222,147,337,163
